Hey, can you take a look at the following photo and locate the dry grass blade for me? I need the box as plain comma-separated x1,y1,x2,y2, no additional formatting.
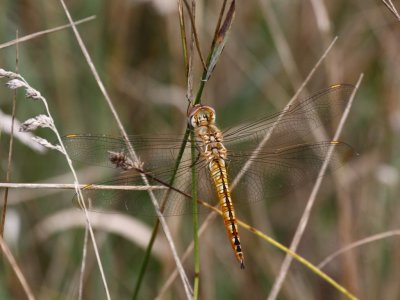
186,0,195,101
1,34,18,238
211,0,228,45
2,71,112,298
182,0,206,70
0,66,113,299
318,230,400,269
57,0,193,297
0,236,35,300
382,0,400,21
234,218,358,300
205,0,235,81
0,183,166,191
232,36,338,188
78,225,89,300
267,74,364,300
258,0,302,88
34,209,167,259
156,211,216,299
177,0,189,77
156,199,358,300
310,0,331,34
0,16,95,50
0,110,46,153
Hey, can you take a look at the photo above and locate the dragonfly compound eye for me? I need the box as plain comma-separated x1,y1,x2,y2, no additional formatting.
188,105,216,127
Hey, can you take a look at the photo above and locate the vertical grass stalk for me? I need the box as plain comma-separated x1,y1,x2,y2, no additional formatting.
133,2,235,297
132,128,191,300
190,132,200,299
0,36,18,237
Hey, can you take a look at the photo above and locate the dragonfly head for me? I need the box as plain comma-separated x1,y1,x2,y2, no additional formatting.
188,105,216,128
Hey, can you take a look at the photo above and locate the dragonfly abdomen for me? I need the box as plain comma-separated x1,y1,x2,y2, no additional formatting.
209,158,245,269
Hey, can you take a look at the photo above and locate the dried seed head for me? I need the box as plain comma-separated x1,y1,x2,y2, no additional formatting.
25,87,42,100
31,137,64,153
0,69,18,79
20,115,54,132
108,151,135,170
6,79,26,89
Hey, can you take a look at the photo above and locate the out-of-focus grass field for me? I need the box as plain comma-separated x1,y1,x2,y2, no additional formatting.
1,1,400,299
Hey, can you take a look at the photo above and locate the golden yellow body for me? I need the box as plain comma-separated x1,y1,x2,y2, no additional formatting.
188,104,245,269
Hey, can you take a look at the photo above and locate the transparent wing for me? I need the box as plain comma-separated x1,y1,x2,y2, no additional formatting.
63,84,357,215
71,141,355,216
62,133,195,171
227,141,355,209
72,161,216,216
222,84,356,208
62,132,215,216
223,84,355,149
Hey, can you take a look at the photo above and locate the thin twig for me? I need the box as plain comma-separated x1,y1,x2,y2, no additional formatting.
0,16,96,50
267,74,363,300
0,183,166,190
0,236,36,300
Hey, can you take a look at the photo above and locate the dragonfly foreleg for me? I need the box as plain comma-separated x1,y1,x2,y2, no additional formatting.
189,145,203,168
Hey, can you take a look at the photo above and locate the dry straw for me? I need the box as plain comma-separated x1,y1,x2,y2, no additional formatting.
0,68,112,300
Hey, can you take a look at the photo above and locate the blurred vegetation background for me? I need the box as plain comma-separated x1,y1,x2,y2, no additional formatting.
1,1,400,299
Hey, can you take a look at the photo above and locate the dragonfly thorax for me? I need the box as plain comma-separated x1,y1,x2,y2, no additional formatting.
204,142,227,161
188,105,227,161
194,123,227,162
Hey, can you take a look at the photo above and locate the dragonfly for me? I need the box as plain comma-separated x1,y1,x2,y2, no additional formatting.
62,84,356,269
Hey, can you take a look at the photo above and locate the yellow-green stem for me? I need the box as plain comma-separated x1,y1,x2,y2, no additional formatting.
132,128,191,300
132,3,231,297
191,132,200,299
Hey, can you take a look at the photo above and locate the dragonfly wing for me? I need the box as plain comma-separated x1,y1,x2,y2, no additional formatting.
227,141,355,207
62,133,195,171
73,159,217,216
63,133,222,215
223,84,355,150
220,84,356,206
64,85,356,213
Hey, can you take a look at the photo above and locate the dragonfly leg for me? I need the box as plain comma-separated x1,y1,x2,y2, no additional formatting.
190,149,202,168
